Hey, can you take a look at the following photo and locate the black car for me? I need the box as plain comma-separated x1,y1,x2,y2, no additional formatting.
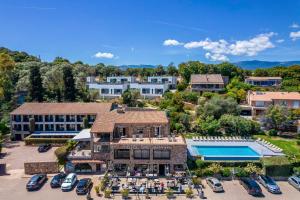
50,173,67,188
38,144,51,152
239,177,263,196
76,178,93,195
26,174,48,191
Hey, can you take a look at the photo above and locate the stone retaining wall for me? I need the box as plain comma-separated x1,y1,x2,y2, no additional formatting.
24,161,59,175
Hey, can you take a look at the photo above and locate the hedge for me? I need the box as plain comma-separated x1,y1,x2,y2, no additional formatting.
24,136,69,145
261,156,293,177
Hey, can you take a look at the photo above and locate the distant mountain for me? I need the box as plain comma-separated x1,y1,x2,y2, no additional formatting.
118,64,157,70
234,60,300,69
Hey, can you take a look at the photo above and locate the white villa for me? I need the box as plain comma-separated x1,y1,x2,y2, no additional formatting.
87,76,176,98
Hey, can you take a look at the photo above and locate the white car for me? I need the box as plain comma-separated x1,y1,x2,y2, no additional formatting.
206,177,224,192
288,176,300,191
61,173,77,191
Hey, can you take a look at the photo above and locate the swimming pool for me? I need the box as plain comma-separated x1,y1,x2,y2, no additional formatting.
191,145,261,161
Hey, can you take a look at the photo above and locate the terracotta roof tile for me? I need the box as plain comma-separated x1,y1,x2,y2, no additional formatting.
10,102,112,115
248,91,300,101
190,74,225,84
91,109,168,133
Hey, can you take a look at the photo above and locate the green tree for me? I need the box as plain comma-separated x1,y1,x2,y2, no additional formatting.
121,89,140,107
29,64,44,102
196,116,220,135
219,114,260,136
166,62,178,76
264,105,292,131
198,95,240,119
63,65,76,101
0,53,15,99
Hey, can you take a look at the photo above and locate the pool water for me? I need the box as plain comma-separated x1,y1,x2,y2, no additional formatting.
192,146,261,160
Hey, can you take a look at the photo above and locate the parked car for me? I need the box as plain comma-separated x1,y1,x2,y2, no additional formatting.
206,177,224,192
288,176,300,191
50,172,67,188
258,175,281,194
239,177,263,196
76,178,93,195
38,144,51,152
26,174,47,191
61,173,77,191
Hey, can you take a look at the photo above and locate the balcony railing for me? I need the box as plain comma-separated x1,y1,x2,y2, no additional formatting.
67,149,92,160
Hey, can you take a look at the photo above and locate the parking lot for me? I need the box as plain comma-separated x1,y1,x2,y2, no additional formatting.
0,142,299,199
2,141,57,170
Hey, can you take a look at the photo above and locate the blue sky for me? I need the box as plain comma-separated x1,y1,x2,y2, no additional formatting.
1,0,300,65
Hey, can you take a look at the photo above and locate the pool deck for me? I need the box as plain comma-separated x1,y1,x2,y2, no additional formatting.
186,139,284,160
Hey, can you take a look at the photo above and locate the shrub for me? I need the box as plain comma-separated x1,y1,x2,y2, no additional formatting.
121,188,129,198
165,188,174,199
268,129,278,136
54,145,69,164
235,167,249,177
293,167,300,175
244,163,262,175
192,177,202,185
185,187,193,198
262,156,292,177
202,168,214,177
221,168,231,177
104,188,112,198
207,163,222,174
24,136,69,145
297,140,300,146
195,159,207,169
94,185,100,195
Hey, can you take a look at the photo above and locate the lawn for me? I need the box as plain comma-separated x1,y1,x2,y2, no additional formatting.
254,135,300,158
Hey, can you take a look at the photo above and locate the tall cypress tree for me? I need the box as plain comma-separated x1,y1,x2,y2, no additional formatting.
63,65,76,101
29,64,44,102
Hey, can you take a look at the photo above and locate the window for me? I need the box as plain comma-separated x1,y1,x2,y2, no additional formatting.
135,127,144,134
118,127,126,137
14,124,22,131
66,124,76,131
45,115,53,122
133,149,150,159
101,88,110,94
35,124,43,131
66,115,76,122
56,124,65,131
114,149,130,159
154,126,161,137
255,101,265,107
101,145,110,153
23,115,29,122
23,124,29,131
114,89,122,94
279,100,287,106
55,115,65,122
155,89,163,94
151,78,158,83
293,101,300,108
153,149,170,159
45,124,54,131
34,115,43,122
162,78,169,83
77,115,85,122
13,115,21,122
120,78,128,83
110,78,117,83
142,88,150,94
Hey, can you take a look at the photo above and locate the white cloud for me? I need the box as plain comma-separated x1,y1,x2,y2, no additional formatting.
183,32,275,61
205,53,229,62
290,23,300,28
94,52,115,59
163,39,183,46
276,39,285,43
290,31,300,41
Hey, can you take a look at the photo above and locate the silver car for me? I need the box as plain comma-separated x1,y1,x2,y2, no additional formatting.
206,177,224,192
288,176,300,191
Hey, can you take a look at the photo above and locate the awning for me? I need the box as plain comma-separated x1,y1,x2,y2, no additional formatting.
72,129,91,141
71,160,104,164
31,131,78,137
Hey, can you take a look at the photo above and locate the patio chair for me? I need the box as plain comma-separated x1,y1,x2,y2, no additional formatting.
192,136,196,141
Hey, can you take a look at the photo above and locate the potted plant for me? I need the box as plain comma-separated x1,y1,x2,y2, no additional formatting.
185,187,193,199
121,188,129,199
165,187,174,199
94,185,100,196
104,188,112,198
